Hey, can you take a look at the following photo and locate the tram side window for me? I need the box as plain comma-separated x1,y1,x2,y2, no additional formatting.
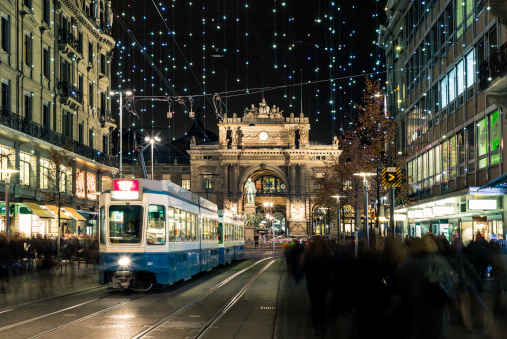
147,204,165,245
168,207,175,242
180,210,187,241
192,213,197,241
213,220,218,241
175,209,182,242
99,206,105,244
202,218,208,241
109,205,143,244
186,211,192,241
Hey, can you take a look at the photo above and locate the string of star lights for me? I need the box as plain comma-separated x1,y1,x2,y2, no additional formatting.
111,1,389,144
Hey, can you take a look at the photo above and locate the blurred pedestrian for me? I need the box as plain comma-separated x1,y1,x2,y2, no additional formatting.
398,234,457,339
302,236,331,336
285,239,304,283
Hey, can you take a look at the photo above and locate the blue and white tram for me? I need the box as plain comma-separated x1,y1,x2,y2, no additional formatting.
217,209,245,265
98,179,219,289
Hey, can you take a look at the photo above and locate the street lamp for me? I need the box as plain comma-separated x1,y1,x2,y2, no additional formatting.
331,195,345,245
145,135,161,179
110,90,132,178
265,213,275,251
200,173,218,200
1,169,19,242
353,172,375,252
263,201,275,251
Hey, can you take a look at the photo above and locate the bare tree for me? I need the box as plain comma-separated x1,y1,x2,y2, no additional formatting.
313,78,412,246
25,144,75,264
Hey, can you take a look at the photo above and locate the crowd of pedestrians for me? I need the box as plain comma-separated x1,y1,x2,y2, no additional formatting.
0,234,99,287
284,233,507,338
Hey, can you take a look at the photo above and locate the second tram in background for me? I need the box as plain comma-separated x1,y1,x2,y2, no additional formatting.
218,209,245,265
97,178,244,290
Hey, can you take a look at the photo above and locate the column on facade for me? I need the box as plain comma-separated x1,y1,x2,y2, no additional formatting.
223,164,229,194
290,165,296,194
299,165,305,196
14,142,20,185
233,164,239,197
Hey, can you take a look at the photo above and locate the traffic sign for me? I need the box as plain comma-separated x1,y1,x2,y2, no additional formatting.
381,167,401,187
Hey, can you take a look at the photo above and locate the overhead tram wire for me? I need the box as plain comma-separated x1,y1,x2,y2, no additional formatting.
110,67,399,123
148,0,216,110
113,10,178,98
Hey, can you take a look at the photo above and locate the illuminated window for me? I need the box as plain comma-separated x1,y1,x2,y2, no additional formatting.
40,158,49,189
76,169,85,198
181,179,190,190
0,146,10,181
19,153,30,185
87,172,96,199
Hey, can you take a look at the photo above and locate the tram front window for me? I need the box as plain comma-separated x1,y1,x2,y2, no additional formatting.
109,205,144,244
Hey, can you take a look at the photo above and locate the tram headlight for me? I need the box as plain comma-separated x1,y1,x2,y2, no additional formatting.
118,257,131,266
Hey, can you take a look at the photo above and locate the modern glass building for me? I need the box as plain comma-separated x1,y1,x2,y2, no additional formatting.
379,0,507,243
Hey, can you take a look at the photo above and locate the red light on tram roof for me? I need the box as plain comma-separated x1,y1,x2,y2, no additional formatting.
114,180,139,192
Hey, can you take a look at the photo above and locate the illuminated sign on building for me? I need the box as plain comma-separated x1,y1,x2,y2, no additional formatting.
468,199,497,210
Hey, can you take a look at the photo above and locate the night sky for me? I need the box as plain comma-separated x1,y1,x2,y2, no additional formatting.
110,0,387,157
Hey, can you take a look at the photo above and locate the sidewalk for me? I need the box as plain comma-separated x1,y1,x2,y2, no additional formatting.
0,261,101,309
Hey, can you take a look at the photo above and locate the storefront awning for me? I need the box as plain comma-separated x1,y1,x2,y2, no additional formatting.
23,202,55,219
62,207,87,221
479,172,507,189
45,205,73,220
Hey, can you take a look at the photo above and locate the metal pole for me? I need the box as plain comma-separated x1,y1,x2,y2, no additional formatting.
119,93,123,178
341,207,345,245
272,219,275,252
337,202,341,247
390,187,395,237
151,142,154,179
364,180,369,250
5,175,10,242
354,206,359,258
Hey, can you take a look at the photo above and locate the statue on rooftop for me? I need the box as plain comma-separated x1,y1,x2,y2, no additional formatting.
244,104,258,118
258,98,270,116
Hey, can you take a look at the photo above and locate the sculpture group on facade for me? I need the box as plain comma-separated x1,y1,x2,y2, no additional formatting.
243,98,284,119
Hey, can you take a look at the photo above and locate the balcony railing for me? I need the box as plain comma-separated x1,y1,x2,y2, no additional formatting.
0,107,118,168
57,29,81,54
479,41,507,91
58,82,83,104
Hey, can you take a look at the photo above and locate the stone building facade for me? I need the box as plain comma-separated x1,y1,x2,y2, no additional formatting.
188,99,341,237
0,0,118,237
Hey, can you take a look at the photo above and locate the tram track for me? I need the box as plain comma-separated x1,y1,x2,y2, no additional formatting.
7,257,271,338
134,258,280,339
194,259,279,339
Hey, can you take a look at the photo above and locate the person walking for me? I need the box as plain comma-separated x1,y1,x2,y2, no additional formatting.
302,236,332,336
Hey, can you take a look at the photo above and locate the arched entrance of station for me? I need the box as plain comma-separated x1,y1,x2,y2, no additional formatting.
242,169,288,236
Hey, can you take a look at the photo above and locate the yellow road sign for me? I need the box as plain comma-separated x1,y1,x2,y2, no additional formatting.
381,167,401,187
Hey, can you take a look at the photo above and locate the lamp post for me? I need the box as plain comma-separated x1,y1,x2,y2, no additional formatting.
332,195,345,246
1,169,19,242
110,90,132,178
263,201,275,251
200,173,218,200
145,136,161,179
354,172,375,251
